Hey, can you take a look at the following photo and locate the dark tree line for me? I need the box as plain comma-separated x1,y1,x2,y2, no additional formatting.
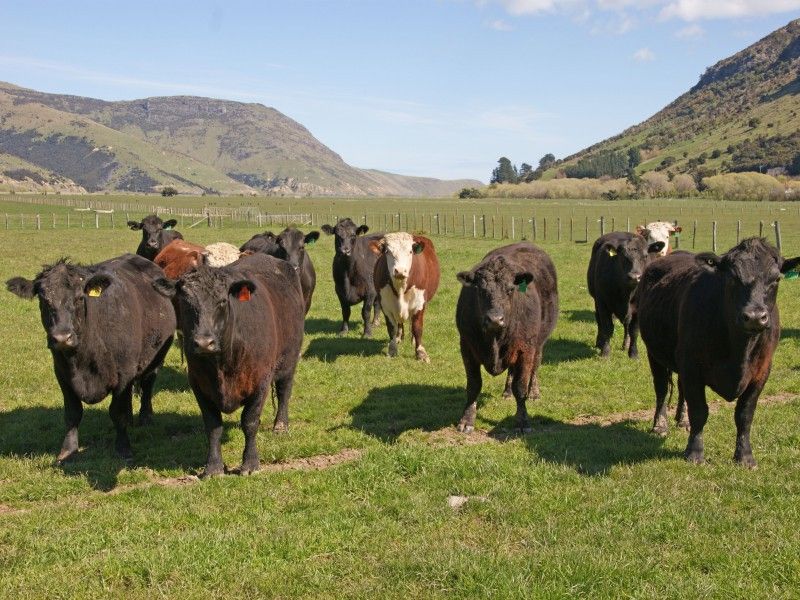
490,153,558,184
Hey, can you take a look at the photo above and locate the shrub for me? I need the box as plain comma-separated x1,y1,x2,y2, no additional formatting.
458,187,484,199
702,172,784,201
161,186,178,197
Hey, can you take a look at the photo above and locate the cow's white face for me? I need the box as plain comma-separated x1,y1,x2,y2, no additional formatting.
639,222,677,257
383,232,416,282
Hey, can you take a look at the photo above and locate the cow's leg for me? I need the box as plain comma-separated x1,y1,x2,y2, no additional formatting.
338,298,351,336
361,291,376,338
137,334,173,425
625,307,639,359
240,382,269,475
595,303,614,357
457,340,482,433
411,308,430,363
57,387,83,463
109,384,134,460
273,371,295,433
372,295,381,328
528,347,544,400
196,391,224,477
683,377,708,464
675,377,689,430
512,355,536,433
648,352,671,436
502,371,514,400
385,312,400,357
733,376,767,468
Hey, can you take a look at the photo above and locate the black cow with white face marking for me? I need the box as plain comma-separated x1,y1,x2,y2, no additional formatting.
154,253,304,476
6,254,176,461
631,237,800,467
587,231,664,358
128,214,183,260
241,227,319,314
320,218,383,337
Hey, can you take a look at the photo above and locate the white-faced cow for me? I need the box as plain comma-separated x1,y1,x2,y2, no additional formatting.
241,228,319,315
636,222,681,257
6,254,176,461
587,231,664,358
321,218,383,337
456,242,558,433
631,238,800,467
370,232,440,362
154,253,304,476
128,215,183,261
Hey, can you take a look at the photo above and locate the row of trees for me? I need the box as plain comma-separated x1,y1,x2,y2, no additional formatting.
489,154,557,185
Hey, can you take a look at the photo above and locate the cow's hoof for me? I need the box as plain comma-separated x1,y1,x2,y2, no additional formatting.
201,464,225,478
362,331,373,339
456,423,474,433
651,425,668,437
517,424,533,434
415,350,430,363
734,453,757,469
388,344,398,358
628,350,639,360
56,448,78,464
116,447,133,461
239,461,260,476
600,347,611,358
677,419,690,431
273,422,289,434
684,450,705,465
137,412,154,426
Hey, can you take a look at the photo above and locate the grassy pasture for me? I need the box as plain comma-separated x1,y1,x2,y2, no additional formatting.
1,196,800,598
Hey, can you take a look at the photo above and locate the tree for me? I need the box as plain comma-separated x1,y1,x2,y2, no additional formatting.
748,117,761,129
490,157,518,184
538,153,556,170
518,163,534,182
627,147,641,168
161,186,178,197
789,153,800,176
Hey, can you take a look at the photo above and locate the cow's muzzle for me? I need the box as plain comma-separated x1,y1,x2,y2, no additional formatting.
50,330,78,351
742,309,769,332
192,334,219,354
483,310,505,332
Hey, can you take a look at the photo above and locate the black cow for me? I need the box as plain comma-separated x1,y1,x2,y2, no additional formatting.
631,238,800,467
154,253,304,476
456,242,559,433
240,227,319,314
587,231,664,358
128,214,183,261
6,254,176,461
320,218,383,337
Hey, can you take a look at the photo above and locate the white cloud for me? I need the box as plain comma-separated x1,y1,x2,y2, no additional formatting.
487,18,515,30
633,47,656,61
675,23,705,38
659,0,800,21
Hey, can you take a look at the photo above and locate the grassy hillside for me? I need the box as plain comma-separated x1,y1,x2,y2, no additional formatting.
544,18,800,180
0,82,481,196
0,152,85,193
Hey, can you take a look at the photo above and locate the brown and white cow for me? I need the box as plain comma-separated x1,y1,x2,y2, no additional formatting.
636,222,682,257
370,232,440,362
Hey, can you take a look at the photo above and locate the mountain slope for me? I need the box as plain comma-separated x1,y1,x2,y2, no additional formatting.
0,83,480,196
546,18,800,179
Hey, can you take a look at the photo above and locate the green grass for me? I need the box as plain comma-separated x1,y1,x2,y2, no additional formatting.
1,199,800,598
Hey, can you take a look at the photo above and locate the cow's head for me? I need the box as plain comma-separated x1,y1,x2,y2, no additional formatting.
154,265,255,356
128,215,179,259
369,232,424,282
273,228,320,271
696,238,800,334
604,235,665,289
240,232,279,255
457,255,533,334
7,260,117,353
154,240,207,280
636,222,680,257
321,218,368,257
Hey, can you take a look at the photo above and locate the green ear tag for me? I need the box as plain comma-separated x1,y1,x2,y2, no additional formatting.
607,248,617,257
785,270,799,280
517,281,528,293
87,286,102,297
164,225,173,230
306,238,316,246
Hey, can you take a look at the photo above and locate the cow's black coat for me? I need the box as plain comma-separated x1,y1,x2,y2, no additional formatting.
128,214,183,260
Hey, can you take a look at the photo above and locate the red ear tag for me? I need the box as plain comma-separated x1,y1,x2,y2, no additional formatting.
237,287,251,302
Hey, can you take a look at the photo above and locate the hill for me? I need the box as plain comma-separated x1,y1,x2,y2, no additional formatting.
544,18,800,180
0,82,481,196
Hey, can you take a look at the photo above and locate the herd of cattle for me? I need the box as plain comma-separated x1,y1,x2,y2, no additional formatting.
5,214,799,474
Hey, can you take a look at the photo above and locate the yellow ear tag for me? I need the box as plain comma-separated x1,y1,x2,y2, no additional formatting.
607,248,617,257
87,286,102,297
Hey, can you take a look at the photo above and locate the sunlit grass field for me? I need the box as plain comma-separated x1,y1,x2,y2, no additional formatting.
1,196,800,598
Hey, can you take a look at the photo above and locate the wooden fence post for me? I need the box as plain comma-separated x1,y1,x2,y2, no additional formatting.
511,216,515,240
584,216,588,242
36,214,41,230
569,217,573,242
482,215,486,238
759,220,764,237
673,220,679,250
600,216,605,236
774,221,782,251
557,217,561,242
532,217,537,241
736,220,741,244
712,221,717,253
543,217,547,241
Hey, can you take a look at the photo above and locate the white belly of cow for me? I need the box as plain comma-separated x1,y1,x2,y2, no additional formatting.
380,284,426,323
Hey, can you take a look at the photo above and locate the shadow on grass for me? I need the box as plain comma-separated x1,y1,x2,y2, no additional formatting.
304,318,343,335
781,328,800,340
349,384,466,442
0,405,233,491
543,337,595,363
154,365,191,393
563,309,594,323
486,415,678,476
303,336,384,362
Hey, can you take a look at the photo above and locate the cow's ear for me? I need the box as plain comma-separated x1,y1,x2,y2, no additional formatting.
127,220,143,230
780,256,800,274
356,225,369,236
368,239,384,255
6,277,36,300
673,226,682,233
304,231,320,245
163,219,178,230
606,245,618,257
456,271,474,286
152,277,177,298
84,273,113,298
514,272,533,292
263,231,276,240
191,250,206,267
696,252,721,271
230,280,256,302
635,225,646,236
321,224,335,235
412,240,425,255
648,241,665,254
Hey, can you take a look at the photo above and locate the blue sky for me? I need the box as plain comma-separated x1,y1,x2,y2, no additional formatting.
1,1,798,182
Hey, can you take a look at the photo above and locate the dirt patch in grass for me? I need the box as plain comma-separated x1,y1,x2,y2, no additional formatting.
0,503,28,516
